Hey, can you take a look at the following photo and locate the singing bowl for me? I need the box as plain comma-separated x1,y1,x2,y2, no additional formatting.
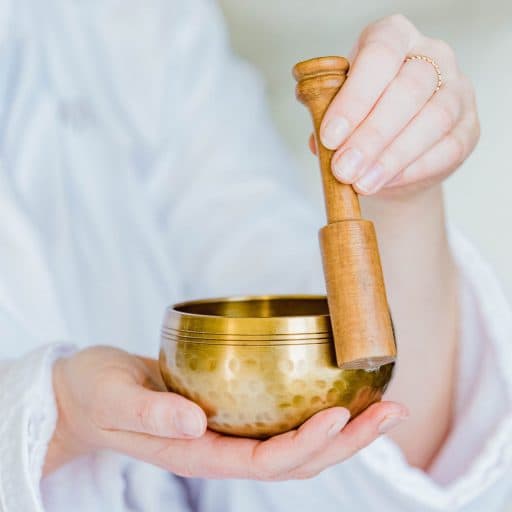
159,295,394,439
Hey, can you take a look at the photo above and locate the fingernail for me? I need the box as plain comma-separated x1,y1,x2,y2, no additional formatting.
355,163,384,193
321,116,350,149
175,409,204,437
327,411,351,438
378,414,406,435
332,148,363,182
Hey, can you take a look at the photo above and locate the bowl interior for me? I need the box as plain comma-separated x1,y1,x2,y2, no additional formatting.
174,296,329,318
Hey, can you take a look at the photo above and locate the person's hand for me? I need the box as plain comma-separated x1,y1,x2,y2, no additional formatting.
44,346,407,480
311,14,479,196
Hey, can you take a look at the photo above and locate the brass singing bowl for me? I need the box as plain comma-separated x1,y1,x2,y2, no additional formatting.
159,295,394,439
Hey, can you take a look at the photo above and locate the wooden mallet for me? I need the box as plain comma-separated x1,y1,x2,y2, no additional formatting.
293,56,397,370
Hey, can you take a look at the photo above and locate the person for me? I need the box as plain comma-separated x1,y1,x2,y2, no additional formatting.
3,1,509,511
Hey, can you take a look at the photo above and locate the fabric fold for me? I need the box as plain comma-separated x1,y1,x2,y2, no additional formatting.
0,344,74,512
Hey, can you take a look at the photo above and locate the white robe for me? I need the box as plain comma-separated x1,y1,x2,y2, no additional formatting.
1,1,512,511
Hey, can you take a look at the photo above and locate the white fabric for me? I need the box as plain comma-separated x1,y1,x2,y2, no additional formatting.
0,1,512,511
0,344,72,512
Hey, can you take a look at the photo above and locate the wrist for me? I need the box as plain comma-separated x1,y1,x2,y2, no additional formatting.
43,357,92,476
362,184,444,219
366,182,442,204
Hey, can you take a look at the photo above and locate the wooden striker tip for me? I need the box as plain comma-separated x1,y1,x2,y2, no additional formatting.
292,56,350,81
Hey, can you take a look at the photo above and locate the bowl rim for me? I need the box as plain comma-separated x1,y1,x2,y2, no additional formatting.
162,294,333,339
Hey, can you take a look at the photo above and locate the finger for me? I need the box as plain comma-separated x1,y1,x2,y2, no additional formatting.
195,407,350,480
102,407,351,480
286,401,408,479
331,57,447,186
98,427,253,478
320,15,419,149
248,407,351,480
351,86,463,194
384,111,480,191
98,379,207,439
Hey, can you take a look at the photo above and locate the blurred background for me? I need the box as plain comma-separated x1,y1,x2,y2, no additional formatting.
218,0,512,301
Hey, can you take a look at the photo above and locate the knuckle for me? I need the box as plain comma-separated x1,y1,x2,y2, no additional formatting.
361,15,417,54
397,70,432,103
408,157,425,175
386,14,419,44
340,91,369,126
404,161,424,183
135,398,157,434
445,132,466,164
251,451,286,481
436,38,456,60
253,463,281,481
361,120,388,148
249,446,280,481
386,13,413,30
362,38,402,64
359,22,376,42
359,17,388,42
352,434,372,454
433,99,459,134
380,150,402,175
154,446,198,478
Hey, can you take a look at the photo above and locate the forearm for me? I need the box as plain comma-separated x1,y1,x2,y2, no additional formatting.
363,186,457,344
362,186,459,468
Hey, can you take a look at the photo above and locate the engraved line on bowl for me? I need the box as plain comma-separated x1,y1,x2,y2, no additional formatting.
160,337,332,347
161,327,332,340
161,327,331,337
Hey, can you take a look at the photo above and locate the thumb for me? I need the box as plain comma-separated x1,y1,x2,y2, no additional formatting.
104,380,207,439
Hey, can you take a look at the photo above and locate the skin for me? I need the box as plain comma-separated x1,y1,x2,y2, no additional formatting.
44,14,479,480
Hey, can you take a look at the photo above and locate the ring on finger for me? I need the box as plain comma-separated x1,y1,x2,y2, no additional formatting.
404,54,443,93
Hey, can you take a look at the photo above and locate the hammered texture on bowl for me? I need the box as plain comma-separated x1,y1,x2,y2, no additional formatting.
159,295,394,439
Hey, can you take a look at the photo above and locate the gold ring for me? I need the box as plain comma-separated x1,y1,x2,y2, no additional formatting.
405,54,443,92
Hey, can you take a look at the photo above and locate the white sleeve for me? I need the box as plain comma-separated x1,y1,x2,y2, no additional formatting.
142,2,324,299
427,227,512,485
0,343,74,512
356,228,512,509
